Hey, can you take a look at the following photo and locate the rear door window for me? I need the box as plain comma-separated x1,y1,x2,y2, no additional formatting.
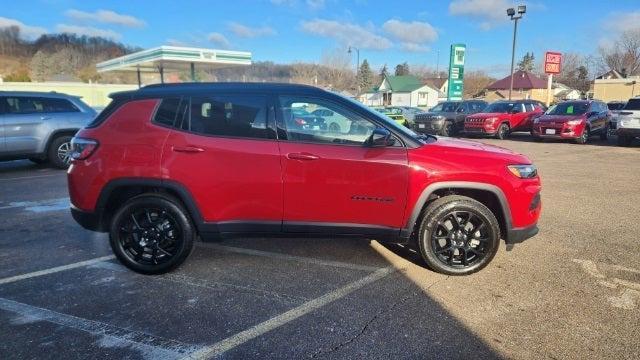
42,98,79,113
623,99,640,110
185,95,268,139
154,98,182,127
5,97,45,114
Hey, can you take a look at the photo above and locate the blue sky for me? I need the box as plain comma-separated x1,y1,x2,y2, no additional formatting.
2,0,639,76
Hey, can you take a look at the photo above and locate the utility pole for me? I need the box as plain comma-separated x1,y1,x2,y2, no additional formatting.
507,5,526,100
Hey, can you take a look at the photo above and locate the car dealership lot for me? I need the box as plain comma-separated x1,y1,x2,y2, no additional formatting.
0,135,639,360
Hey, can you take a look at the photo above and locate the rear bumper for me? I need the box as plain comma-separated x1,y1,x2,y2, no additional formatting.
617,128,640,137
506,224,539,244
70,205,104,232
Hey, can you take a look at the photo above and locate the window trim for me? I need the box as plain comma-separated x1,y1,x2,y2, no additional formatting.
275,95,405,148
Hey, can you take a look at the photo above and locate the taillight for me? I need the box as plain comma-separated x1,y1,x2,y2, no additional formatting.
70,137,99,160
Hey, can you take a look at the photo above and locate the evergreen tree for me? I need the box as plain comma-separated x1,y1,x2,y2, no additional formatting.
356,59,374,92
395,62,410,76
517,52,535,72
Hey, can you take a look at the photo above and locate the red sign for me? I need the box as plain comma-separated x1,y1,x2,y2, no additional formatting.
544,51,562,74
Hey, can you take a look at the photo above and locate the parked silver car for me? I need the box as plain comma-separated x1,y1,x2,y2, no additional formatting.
0,91,96,168
616,97,640,146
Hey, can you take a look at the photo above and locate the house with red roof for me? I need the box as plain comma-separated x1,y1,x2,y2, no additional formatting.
479,70,548,102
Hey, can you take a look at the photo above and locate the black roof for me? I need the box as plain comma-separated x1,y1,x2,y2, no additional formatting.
111,82,329,99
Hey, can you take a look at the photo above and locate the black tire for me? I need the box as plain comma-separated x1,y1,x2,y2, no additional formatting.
29,157,48,165
617,135,633,147
417,195,500,275
576,127,589,144
47,135,73,169
495,123,510,140
109,194,195,275
440,121,455,137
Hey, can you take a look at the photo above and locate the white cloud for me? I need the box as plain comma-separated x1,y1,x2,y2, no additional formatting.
603,11,640,34
55,24,121,40
65,9,145,28
382,19,437,52
0,17,47,39
401,43,430,53
449,0,513,20
228,22,276,38
207,32,230,48
306,0,325,9
301,19,392,50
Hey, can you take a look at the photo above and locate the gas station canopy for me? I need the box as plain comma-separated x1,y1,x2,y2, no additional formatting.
96,45,252,85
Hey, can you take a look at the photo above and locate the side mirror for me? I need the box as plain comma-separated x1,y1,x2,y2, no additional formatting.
365,128,395,147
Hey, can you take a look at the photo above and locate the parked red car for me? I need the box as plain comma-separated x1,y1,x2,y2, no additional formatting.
531,100,611,144
464,100,545,139
68,83,541,276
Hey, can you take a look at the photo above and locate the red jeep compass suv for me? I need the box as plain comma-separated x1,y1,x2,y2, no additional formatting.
464,100,545,139
68,83,541,276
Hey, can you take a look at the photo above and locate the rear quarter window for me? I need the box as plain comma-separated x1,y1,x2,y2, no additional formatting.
624,99,640,111
153,98,183,127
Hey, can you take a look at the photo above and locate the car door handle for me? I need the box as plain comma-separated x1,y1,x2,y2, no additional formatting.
287,152,320,161
172,146,205,153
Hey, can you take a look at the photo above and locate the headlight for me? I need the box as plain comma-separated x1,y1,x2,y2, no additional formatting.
508,164,538,179
533,117,540,124
485,117,498,124
566,120,582,126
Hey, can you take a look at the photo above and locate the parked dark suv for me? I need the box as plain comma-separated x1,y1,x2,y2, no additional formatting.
413,100,488,136
68,83,541,276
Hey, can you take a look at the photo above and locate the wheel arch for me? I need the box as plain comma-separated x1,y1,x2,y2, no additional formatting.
94,178,204,233
42,128,80,154
403,182,512,241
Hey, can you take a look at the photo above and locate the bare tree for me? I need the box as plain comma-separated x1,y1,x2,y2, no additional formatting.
598,28,640,76
464,70,495,98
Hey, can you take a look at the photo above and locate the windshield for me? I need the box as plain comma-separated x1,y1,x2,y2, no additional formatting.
608,102,625,110
483,102,515,113
430,102,458,113
545,102,589,115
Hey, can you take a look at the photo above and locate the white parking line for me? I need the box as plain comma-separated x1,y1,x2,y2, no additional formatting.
0,173,62,182
197,243,382,272
0,297,202,359
0,255,115,285
186,267,394,359
0,197,69,212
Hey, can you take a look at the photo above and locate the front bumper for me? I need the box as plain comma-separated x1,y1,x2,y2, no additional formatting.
462,127,497,136
531,127,581,140
413,121,444,134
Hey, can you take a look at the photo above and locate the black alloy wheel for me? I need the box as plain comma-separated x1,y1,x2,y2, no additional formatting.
441,121,455,137
576,127,589,144
109,195,194,274
418,195,500,275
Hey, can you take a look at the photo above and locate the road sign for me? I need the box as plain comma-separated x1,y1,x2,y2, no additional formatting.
544,51,562,74
447,44,466,100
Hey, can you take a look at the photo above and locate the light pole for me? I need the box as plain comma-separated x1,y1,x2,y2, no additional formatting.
348,46,360,92
507,5,526,100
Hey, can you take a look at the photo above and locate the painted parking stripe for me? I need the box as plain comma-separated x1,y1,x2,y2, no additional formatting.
197,243,382,272
186,267,394,359
0,197,69,212
0,255,115,285
0,297,202,359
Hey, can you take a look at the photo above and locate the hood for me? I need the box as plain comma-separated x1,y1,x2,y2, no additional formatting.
420,136,531,164
537,114,584,123
469,112,507,119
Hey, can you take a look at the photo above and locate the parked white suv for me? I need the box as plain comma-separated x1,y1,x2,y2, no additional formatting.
617,97,640,146
0,91,97,168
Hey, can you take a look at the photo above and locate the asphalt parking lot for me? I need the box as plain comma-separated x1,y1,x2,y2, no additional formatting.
1,134,639,360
